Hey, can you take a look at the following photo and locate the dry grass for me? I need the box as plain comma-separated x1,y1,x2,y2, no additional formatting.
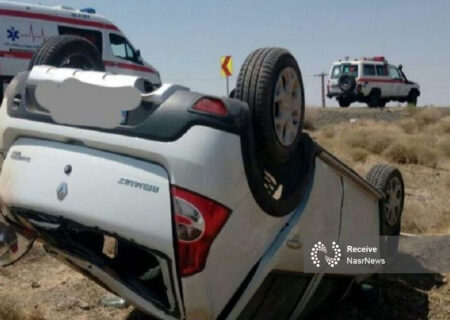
384,138,438,168
304,107,320,130
310,107,450,235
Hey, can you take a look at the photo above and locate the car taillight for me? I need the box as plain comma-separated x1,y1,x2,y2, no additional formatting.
192,98,228,117
171,186,231,277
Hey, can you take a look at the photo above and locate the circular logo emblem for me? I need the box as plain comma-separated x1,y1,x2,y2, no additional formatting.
311,241,341,268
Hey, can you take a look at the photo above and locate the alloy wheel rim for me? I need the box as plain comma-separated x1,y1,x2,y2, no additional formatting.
273,67,302,146
385,177,402,226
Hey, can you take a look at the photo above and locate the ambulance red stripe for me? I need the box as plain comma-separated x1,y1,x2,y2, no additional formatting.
0,51,156,74
357,78,404,83
103,61,156,74
0,9,119,31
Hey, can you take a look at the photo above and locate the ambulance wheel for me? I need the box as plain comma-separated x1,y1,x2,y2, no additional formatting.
338,97,351,107
235,48,305,165
407,90,419,106
28,35,104,71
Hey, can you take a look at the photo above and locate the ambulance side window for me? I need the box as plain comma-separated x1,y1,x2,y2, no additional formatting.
58,26,103,54
109,34,140,64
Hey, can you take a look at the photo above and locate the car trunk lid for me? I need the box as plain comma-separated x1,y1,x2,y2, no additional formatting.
0,137,182,318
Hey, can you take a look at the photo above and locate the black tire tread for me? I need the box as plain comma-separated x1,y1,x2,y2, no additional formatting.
235,47,304,165
28,35,104,71
366,163,404,236
366,163,393,190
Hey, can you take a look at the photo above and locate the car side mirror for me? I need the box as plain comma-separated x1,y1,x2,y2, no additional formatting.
398,64,403,71
136,49,141,58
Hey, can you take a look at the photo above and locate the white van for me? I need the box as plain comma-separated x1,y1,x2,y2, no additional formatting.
0,1,161,99
326,57,420,108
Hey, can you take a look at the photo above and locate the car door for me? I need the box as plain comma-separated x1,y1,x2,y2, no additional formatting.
232,158,343,320
105,32,160,85
388,65,404,97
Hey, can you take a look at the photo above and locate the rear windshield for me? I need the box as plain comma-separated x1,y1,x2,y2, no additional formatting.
330,64,359,78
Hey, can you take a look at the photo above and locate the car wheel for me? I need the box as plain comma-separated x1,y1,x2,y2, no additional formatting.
28,35,105,71
367,164,404,236
338,98,351,108
367,90,381,108
367,164,404,259
378,100,386,108
407,90,418,106
235,48,305,165
338,75,355,93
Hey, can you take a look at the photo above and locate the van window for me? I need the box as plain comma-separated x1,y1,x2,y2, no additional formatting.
389,66,401,79
363,64,376,76
341,64,358,78
376,65,389,76
109,34,140,64
58,26,102,54
330,65,341,79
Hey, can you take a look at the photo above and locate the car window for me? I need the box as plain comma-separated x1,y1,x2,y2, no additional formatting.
363,64,376,76
376,65,389,76
330,65,341,79
58,26,103,54
109,33,140,64
389,66,401,79
342,64,358,78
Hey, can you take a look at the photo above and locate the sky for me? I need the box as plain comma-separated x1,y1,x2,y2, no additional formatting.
8,0,450,106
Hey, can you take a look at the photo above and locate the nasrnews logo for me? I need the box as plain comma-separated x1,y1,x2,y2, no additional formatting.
346,245,386,265
310,242,386,268
311,241,341,267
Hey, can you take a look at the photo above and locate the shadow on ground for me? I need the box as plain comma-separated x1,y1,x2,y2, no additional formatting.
313,272,445,320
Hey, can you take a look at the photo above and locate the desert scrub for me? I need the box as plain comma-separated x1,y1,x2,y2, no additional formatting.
437,135,450,158
412,107,445,126
321,125,336,139
343,129,394,154
383,138,438,168
349,148,369,162
304,107,320,130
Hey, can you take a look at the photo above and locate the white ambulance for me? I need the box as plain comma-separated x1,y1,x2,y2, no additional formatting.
0,1,161,100
327,56,420,108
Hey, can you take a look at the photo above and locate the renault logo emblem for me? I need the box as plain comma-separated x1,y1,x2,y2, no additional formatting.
57,182,68,201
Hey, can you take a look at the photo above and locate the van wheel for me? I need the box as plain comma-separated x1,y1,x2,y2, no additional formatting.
28,35,104,71
367,90,381,108
338,97,351,107
407,90,418,106
235,48,305,165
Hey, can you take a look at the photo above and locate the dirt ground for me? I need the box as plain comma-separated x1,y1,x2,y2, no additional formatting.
0,106,449,320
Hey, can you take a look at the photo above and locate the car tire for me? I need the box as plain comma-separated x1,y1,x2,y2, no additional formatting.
338,98,351,108
367,90,381,108
235,48,305,165
28,35,105,71
407,90,418,106
378,100,386,108
366,164,404,257
338,75,356,93
367,164,405,235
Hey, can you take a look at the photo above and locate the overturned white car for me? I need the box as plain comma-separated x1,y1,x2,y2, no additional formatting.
0,37,405,320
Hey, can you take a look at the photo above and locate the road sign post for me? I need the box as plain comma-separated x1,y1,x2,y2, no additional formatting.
221,55,233,96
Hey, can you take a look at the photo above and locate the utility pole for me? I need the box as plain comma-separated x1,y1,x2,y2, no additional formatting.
314,72,327,108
